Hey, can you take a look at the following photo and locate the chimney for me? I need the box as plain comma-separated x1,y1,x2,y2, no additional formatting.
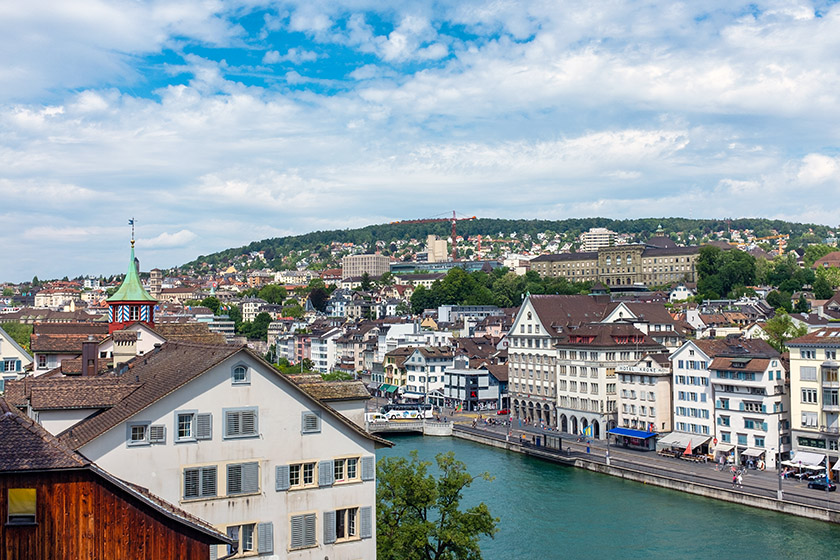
81,335,98,376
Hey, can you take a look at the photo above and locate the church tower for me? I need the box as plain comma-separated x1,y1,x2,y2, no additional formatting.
107,230,157,334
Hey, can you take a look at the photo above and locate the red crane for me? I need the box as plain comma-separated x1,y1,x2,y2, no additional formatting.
390,211,477,261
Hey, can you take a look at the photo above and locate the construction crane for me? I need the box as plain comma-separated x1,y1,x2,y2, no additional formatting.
390,211,477,261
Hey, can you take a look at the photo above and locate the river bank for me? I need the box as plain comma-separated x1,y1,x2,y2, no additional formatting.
452,424,840,525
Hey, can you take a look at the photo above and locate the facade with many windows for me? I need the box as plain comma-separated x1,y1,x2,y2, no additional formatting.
529,238,700,288
615,353,672,433
8,341,387,559
788,329,840,470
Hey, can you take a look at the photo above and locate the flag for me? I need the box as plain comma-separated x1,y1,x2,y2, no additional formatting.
683,440,692,456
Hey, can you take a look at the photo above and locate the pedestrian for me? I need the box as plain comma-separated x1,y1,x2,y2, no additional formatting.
732,473,737,488
737,473,743,489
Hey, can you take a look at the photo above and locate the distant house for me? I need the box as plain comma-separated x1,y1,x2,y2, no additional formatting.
0,326,32,391
0,396,232,560
813,252,840,270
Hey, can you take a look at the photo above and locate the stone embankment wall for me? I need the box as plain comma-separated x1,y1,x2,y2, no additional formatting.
453,428,840,524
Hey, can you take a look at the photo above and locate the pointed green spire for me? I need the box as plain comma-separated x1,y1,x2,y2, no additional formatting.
107,243,156,302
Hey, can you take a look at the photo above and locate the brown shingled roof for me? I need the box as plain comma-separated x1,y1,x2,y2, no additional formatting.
31,333,108,353
528,295,610,336
152,323,226,344
296,381,372,402
709,356,772,373
0,395,89,471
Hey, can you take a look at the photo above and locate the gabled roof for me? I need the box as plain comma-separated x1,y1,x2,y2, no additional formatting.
56,341,390,450
555,322,665,350
3,378,143,410
107,246,156,303
788,328,840,347
526,294,610,336
690,337,778,358
0,396,232,546
709,356,773,373
151,322,226,344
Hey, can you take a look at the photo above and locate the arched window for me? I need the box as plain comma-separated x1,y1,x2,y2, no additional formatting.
232,364,250,384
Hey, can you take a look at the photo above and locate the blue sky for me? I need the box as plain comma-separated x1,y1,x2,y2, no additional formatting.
2,0,840,282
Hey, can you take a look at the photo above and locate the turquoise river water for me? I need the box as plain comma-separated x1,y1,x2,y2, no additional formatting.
378,434,840,560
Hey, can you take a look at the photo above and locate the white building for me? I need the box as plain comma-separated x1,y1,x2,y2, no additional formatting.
425,235,449,263
663,340,716,452
616,353,673,434
580,227,616,252
0,326,32,392
404,347,454,399
13,341,389,559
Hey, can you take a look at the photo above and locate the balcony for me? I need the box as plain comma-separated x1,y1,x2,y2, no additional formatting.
819,425,840,435
823,404,840,412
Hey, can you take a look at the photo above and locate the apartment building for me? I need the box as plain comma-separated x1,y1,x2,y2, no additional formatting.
788,329,840,470
341,254,390,279
616,353,673,434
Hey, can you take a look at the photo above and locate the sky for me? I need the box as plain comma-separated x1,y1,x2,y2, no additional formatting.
2,0,840,282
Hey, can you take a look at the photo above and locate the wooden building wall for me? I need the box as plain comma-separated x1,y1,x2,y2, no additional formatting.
1,470,213,560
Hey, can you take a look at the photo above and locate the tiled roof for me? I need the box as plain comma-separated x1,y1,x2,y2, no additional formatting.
531,252,598,262
692,337,778,358
4,377,142,410
709,357,773,373
296,381,372,401
33,322,110,335
555,323,665,350
59,342,242,449
152,323,226,344
0,397,232,545
0,395,89,471
788,328,840,347
528,294,610,336
31,332,108,353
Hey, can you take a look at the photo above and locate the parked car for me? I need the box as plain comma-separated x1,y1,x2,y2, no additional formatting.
496,409,510,416
807,477,837,491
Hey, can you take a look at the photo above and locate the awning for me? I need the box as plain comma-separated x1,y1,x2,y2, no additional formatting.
402,391,426,399
380,384,398,393
608,427,657,439
742,447,765,457
713,443,735,453
658,432,710,449
782,451,825,468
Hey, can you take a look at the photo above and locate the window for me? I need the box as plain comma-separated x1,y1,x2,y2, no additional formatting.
754,436,765,447
183,466,217,499
801,350,816,360
232,364,250,384
227,524,255,555
334,458,360,483
802,411,819,428
227,462,260,495
126,422,159,446
301,411,321,434
7,488,36,525
802,388,818,404
290,513,317,549
224,408,258,439
280,462,317,490
176,411,195,441
324,507,373,544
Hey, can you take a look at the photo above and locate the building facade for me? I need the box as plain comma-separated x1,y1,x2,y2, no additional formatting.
341,254,390,279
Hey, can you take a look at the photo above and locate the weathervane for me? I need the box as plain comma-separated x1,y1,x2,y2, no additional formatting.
129,218,136,248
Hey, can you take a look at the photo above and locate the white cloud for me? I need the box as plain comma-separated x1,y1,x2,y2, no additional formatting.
141,229,198,248
263,48,320,64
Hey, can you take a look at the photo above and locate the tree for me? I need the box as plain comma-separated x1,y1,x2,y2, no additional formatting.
0,322,32,351
200,296,221,314
766,290,793,312
395,301,410,316
308,287,329,312
763,309,808,353
258,284,287,305
248,312,273,341
377,451,498,560
794,295,810,313
360,272,373,291
2,287,12,296
814,275,835,299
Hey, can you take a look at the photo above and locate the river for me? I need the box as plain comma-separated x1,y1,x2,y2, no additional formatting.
378,434,840,559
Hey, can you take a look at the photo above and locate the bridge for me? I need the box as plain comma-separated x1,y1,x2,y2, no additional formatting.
366,420,452,436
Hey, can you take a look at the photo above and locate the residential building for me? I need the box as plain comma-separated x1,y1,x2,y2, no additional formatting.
30,322,110,374
444,356,507,411
341,254,390,279
0,397,232,560
708,340,787,468
241,297,269,322
616,353,673,435
403,347,454,400
580,227,616,252
9,341,389,559
788,329,840,470
0,326,32,391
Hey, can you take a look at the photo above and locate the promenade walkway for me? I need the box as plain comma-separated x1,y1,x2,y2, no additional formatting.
454,418,840,514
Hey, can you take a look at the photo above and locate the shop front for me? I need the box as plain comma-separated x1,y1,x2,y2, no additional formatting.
607,427,658,451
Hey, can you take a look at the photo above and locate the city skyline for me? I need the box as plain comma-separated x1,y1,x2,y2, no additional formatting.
2,1,839,281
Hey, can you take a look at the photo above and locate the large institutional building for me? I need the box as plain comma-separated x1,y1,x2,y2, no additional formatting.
341,253,390,279
530,236,700,287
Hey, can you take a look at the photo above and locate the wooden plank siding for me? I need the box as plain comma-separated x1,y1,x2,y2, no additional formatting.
1,470,212,560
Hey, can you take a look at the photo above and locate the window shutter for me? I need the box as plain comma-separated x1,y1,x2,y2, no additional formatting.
319,460,334,487
242,462,259,493
290,515,304,549
226,411,240,437
226,526,239,556
323,510,336,544
361,456,375,481
304,513,316,546
209,544,218,560
196,413,212,440
184,468,199,499
15,360,21,372
302,411,321,434
242,410,257,435
360,506,372,539
202,466,217,497
257,522,273,553
276,465,290,491
149,425,165,443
